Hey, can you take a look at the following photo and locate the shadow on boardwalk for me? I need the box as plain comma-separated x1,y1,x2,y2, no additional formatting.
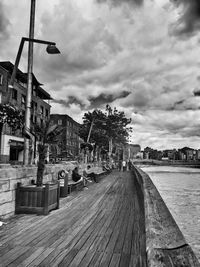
0,170,146,267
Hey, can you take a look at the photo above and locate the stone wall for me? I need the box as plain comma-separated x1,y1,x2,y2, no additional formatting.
132,165,200,267
0,163,76,219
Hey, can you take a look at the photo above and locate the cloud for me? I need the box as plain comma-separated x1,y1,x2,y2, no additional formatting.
3,0,200,150
0,2,10,41
52,89,130,110
170,0,200,36
131,109,200,149
89,90,130,108
96,0,143,6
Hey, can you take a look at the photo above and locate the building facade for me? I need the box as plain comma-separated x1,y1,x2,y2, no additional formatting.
0,61,51,163
50,114,81,161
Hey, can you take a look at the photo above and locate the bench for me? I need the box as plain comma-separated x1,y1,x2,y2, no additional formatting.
67,166,108,193
68,179,84,194
95,170,107,181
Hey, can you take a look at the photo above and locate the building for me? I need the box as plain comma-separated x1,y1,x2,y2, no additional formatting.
122,144,141,160
49,114,81,161
143,147,162,160
0,61,51,163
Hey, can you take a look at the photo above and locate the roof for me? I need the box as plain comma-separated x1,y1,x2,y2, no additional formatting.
0,61,51,100
37,86,52,100
50,114,81,126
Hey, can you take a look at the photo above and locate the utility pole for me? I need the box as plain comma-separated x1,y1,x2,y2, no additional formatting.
23,0,36,165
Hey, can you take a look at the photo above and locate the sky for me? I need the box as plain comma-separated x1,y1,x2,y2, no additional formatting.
1,0,200,150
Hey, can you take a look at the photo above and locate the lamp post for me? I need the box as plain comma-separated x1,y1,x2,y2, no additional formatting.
87,119,94,143
9,0,60,165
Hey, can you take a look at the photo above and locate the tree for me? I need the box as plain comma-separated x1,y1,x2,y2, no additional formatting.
79,105,132,159
0,103,24,130
0,104,24,161
33,121,63,186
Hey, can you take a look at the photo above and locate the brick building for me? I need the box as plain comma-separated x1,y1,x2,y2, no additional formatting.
50,114,81,161
0,61,51,163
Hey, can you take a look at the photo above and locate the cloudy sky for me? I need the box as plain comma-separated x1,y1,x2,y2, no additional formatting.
1,0,200,150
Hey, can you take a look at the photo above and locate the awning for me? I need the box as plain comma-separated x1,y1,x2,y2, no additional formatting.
9,140,24,149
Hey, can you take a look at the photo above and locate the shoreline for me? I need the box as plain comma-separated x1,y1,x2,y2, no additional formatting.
133,160,200,168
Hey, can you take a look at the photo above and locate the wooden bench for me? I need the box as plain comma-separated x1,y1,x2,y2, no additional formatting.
68,179,84,194
67,167,108,193
67,171,84,194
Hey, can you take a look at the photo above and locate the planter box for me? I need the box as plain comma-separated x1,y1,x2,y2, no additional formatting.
15,182,60,215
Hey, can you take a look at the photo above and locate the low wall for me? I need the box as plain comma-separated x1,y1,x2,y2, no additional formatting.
0,163,78,219
132,165,200,267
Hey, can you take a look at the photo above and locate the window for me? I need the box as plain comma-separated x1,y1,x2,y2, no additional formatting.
31,101,37,113
31,115,34,123
21,94,26,108
34,102,37,112
45,109,49,119
40,106,44,116
58,119,62,125
32,85,36,96
0,74,3,85
12,89,18,100
31,114,37,124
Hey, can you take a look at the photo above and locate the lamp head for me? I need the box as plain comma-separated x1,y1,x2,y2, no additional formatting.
46,44,60,54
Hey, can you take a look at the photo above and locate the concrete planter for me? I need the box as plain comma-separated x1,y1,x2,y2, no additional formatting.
15,182,60,215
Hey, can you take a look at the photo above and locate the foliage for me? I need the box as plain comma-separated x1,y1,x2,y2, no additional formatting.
80,142,93,151
0,103,24,130
79,105,132,151
33,121,64,186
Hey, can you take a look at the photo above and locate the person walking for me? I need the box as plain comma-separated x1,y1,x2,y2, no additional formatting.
122,160,126,172
118,160,122,171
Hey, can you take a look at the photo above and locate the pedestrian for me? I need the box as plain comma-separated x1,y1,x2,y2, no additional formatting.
128,160,132,171
118,160,122,171
122,160,126,172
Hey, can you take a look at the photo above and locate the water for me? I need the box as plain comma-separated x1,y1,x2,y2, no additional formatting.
141,165,200,261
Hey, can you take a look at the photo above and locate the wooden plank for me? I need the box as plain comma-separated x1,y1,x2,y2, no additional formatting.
0,246,30,266
19,247,46,267
24,247,55,267
109,253,121,267
6,246,39,267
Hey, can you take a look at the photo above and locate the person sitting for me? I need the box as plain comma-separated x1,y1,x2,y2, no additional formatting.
72,167,88,188
102,161,112,173
83,165,98,183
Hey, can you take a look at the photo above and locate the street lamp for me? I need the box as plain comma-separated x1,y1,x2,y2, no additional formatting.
9,0,60,165
87,118,106,143
9,37,60,90
8,36,60,165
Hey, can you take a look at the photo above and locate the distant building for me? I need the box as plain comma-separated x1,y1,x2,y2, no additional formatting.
143,147,162,160
50,114,81,161
0,61,51,163
196,149,200,160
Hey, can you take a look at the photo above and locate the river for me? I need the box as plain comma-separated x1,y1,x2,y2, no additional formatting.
141,165,200,261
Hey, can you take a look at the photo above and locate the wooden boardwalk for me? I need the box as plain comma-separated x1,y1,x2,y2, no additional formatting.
0,170,146,267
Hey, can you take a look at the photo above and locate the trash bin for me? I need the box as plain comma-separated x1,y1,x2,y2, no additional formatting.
58,170,68,197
